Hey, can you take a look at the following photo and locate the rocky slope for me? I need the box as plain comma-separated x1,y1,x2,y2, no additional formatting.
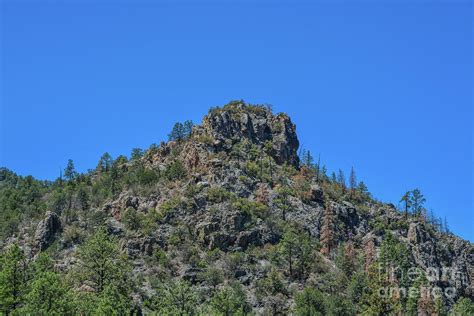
1,101,473,314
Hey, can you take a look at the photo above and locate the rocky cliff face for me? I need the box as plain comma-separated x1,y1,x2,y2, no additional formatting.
2,102,472,314
201,102,299,167
34,211,61,251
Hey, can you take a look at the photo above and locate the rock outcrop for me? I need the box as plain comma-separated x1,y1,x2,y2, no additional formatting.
202,102,300,166
34,211,61,251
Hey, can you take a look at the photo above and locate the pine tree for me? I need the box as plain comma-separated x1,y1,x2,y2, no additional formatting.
296,231,313,280
349,167,357,198
168,122,185,142
208,284,248,315
357,181,369,199
183,120,194,139
410,188,426,217
451,298,474,315
316,154,321,182
156,281,198,315
95,285,130,315
301,149,314,168
320,164,328,182
110,163,120,198
77,186,90,211
78,227,129,294
0,244,26,314
97,152,113,173
400,191,412,219
337,169,346,193
130,148,144,161
279,226,298,277
264,141,274,180
443,217,450,234
64,159,77,181
294,287,326,316
22,271,74,315
363,237,376,273
335,241,357,277
320,204,335,257
274,185,292,220
428,209,436,225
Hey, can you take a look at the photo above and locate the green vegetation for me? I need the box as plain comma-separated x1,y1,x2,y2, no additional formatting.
168,120,194,142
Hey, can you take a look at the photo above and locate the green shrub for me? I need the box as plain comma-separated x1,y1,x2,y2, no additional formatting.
154,249,170,268
165,160,187,181
245,161,260,179
63,225,86,246
185,184,201,198
135,167,159,186
159,197,181,217
207,187,231,203
232,198,269,220
122,207,143,231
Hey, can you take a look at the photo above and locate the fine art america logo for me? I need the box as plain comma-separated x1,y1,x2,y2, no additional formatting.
377,264,467,300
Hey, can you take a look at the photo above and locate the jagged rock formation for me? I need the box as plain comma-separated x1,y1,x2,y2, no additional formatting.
34,211,61,251
201,102,299,166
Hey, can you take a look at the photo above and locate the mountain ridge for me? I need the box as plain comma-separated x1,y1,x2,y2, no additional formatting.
0,101,472,314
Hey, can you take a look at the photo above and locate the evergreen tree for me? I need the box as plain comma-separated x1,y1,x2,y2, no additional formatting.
410,188,426,217
400,191,412,219
337,169,346,192
110,163,120,198
156,281,198,315
301,149,314,168
315,154,321,182
130,148,144,161
335,241,357,277
97,152,113,173
208,284,248,315
77,227,129,294
95,284,131,315
0,244,26,314
279,226,298,277
320,204,335,257
77,186,90,211
357,181,369,199
295,231,313,280
451,297,474,315
361,263,401,315
183,120,194,139
349,167,357,198
22,271,74,315
64,159,77,181
168,122,185,142
443,217,450,234
294,287,326,316
348,271,368,307
363,237,376,272
320,164,328,182
274,185,292,221
326,294,356,316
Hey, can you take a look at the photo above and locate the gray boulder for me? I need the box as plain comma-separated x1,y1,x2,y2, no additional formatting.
34,211,61,251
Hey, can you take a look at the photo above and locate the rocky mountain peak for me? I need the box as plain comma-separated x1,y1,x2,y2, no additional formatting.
1,101,473,315
200,101,300,166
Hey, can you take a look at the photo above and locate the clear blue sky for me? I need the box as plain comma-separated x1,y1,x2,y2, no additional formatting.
1,1,472,241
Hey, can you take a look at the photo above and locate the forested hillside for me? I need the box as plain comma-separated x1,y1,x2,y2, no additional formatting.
1,101,473,315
